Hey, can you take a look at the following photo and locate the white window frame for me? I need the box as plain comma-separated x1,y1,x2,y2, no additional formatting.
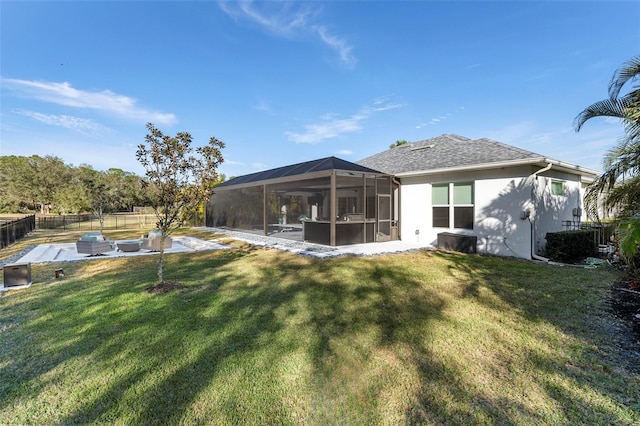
432,182,474,230
550,180,566,197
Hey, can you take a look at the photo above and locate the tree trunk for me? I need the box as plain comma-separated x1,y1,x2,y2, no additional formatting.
157,235,166,283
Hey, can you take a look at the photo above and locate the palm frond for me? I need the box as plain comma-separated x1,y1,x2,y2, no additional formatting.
616,216,640,265
605,176,640,215
608,55,640,99
583,184,603,221
573,98,628,131
619,91,640,140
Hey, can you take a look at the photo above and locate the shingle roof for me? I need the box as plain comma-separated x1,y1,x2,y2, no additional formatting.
357,134,546,175
217,156,384,187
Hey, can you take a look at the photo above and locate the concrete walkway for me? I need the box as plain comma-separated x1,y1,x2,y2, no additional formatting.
198,227,434,258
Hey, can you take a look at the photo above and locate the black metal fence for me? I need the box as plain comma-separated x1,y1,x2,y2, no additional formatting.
35,213,204,231
0,215,36,249
562,220,615,246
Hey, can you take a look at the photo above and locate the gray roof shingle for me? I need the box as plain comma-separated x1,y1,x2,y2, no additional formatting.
217,156,384,188
357,134,546,175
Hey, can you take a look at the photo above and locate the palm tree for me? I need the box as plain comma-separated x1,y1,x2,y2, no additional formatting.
574,55,640,138
575,55,640,264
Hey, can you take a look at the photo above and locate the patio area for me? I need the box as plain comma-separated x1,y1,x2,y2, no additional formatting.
11,236,230,265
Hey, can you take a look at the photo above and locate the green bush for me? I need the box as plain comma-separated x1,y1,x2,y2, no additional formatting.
545,230,597,262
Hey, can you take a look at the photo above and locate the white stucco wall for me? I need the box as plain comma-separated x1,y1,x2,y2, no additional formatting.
399,166,584,259
529,170,583,255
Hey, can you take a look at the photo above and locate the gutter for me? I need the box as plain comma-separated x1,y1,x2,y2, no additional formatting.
394,157,599,179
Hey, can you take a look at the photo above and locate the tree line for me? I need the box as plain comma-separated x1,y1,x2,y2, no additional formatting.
0,155,148,215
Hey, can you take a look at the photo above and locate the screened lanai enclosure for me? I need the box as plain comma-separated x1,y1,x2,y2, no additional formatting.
206,157,400,246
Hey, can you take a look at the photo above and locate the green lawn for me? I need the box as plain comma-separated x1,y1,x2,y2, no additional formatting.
1,230,638,425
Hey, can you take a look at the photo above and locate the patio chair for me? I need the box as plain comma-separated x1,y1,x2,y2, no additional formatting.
141,230,172,251
76,232,113,256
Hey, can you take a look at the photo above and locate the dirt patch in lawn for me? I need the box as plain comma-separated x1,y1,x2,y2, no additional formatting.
606,280,640,373
146,281,186,294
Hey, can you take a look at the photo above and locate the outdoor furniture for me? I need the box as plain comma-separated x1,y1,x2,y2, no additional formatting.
117,240,142,252
3,262,32,287
141,230,172,251
76,232,113,256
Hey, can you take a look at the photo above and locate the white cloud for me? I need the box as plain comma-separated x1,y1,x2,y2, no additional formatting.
285,97,401,144
253,99,273,113
218,0,309,36
2,78,176,124
315,25,356,68
218,0,356,68
13,109,111,134
336,149,352,156
416,109,462,129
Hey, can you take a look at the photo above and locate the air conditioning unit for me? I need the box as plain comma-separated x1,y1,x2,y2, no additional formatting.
3,263,32,287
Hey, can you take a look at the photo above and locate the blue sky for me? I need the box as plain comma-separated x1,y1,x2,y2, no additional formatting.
1,1,639,178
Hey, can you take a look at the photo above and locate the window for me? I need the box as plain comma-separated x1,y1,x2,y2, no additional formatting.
551,180,565,196
432,182,474,229
432,184,450,227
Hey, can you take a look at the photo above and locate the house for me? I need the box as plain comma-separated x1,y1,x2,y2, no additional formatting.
357,134,599,259
206,134,599,259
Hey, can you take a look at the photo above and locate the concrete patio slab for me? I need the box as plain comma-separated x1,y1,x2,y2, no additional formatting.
12,236,230,265
198,227,434,258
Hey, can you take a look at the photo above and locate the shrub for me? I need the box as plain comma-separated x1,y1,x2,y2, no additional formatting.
545,230,597,262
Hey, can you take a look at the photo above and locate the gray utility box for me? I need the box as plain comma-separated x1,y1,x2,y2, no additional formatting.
437,232,477,254
3,262,32,287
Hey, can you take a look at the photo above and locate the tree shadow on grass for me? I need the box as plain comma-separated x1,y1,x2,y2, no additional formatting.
2,247,638,424
0,247,255,422
442,250,639,423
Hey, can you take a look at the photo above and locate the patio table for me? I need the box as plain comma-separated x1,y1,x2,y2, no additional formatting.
117,240,142,252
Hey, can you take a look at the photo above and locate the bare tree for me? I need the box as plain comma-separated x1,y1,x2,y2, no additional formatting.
136,123,225,284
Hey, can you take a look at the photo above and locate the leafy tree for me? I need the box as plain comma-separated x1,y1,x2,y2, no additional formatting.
389,140,408,149
41,156,72,213
136,122,225,284
121,171,147,212
55,167,91,214
78,166,115,231
0,156,31,212
1,155,79,213
0,154,147,216
575,55,640,263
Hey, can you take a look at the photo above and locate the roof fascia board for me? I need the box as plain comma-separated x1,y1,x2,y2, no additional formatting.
215,169,333,190
394,157,599,178
214,168,389,191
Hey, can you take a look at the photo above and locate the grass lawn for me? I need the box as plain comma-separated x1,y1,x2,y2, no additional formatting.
1,229,639,425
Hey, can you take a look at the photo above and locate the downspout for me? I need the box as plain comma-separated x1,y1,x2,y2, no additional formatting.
529,163,552,262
